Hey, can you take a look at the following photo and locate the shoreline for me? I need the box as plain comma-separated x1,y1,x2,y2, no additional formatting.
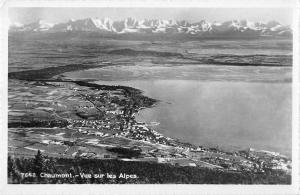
8,76,292,175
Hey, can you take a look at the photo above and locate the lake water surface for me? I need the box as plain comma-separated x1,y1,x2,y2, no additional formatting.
92,79,291,156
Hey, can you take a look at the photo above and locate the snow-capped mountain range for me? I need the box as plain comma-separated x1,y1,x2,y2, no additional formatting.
9,17,292,37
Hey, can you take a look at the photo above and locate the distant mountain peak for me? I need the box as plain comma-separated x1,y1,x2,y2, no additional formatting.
9,17,292,38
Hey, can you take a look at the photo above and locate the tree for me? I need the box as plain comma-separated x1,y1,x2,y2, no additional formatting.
33,150,44,177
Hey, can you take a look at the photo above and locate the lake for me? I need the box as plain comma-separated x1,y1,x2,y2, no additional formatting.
64,63,292,156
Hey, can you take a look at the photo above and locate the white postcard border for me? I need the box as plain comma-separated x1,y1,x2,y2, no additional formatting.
0,0,299,194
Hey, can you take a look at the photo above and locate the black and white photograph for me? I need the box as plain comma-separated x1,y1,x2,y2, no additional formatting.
1,0,300,194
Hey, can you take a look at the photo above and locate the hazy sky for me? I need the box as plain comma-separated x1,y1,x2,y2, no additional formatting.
9,7,293,25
